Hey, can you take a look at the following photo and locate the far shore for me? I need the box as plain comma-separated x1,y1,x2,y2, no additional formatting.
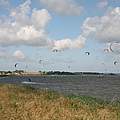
0,70,118,77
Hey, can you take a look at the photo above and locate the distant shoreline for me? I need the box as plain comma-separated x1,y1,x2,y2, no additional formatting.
0,71,118,77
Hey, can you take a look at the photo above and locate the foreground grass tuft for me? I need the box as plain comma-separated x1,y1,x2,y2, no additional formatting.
0,84,120,120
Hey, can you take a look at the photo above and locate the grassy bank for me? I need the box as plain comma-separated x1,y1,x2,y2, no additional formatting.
0,84,120,120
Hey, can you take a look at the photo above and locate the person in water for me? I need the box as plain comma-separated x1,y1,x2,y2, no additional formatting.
28,78,32,82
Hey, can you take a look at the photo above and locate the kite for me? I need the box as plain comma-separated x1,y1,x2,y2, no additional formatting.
109,42,120,54
113,61,118,65
104,48,110,53
39,60,42,64
68,65,71,69
85,52,90,55
14,63,18,68
52,49,59,52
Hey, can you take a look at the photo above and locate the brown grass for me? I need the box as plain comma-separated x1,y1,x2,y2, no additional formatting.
0,84,120,120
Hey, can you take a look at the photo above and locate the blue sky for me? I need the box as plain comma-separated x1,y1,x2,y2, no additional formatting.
0,0,120,72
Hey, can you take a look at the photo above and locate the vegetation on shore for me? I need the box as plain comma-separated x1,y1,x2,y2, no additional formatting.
0,84,120,120
0,70,117,76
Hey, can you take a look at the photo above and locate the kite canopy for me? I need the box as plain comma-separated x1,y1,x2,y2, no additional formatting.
52,49,61,52
52,49,58,52
85,52,90,55
104,48,110,53
68,65,70,69
14,63,18,68
109,42,120,54
39,60,42,64
113,61,118,65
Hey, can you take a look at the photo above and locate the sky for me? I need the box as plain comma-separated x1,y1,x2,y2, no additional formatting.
0,0,120,72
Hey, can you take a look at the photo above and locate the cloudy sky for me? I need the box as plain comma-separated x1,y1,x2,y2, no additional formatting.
0,0,120,72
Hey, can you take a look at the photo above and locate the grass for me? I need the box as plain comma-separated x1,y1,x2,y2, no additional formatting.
0,84,120,120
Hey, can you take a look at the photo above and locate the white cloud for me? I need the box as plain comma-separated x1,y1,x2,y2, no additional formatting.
97,0,108,8
13,50,25,60
52,35,85,51
81,7,120,43
0,0,51,47
0,49,25,60
31,9,51,29
0,48,33,62
0,0,85,51
40,0,83,15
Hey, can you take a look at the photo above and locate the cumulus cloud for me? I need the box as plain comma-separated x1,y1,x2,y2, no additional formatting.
81,7,120,43
0,0,85,51
0,0,51,47
97,0,108,8
40,0,83,15
52,36,85,51
13,50,25,60
0,49,27,61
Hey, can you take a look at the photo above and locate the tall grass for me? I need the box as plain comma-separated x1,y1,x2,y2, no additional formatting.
0,84,120,120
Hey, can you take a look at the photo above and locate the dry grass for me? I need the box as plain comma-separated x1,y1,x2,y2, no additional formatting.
0,84,120,120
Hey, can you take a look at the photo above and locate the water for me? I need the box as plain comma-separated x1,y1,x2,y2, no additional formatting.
0,75,120,101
